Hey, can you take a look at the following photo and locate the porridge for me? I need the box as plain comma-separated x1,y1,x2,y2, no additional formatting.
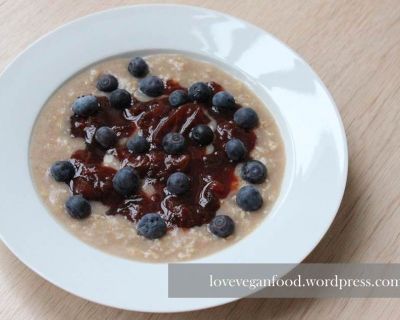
29,54,285,262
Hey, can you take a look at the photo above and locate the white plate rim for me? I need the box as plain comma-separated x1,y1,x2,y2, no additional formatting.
0,4,348,313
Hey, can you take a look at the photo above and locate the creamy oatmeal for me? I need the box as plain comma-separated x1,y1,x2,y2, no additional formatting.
29,54,285,262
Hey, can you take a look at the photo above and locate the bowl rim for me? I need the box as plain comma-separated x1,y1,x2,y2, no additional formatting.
0,4,348,313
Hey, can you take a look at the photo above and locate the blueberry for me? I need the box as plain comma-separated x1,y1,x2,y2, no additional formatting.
225,139,247,162
209,215,235,238
109,89,132,109
72,95,99,117
96,74,118,92
236,185,263,211
112,166,140,196
188,82,212,102
127,135,150,154
162,132,186,154
167,172,190,195
212,91,236,112
190,124,214,146
241,160,268,184
169,90,188,107
137,213,167,239
139,76,164,97
94,126,117,149
50,161,75,182
128,57,149,78
233,107,259,129
65,195,91,219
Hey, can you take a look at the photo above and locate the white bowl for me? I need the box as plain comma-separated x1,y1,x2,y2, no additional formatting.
0,5,348,313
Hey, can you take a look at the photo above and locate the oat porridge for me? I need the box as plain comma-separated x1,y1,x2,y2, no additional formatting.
29,54,285,262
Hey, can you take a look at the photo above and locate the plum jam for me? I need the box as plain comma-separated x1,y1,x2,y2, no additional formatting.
68,81,256,228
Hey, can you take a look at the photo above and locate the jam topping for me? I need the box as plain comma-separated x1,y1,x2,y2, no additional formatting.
68,81,256,228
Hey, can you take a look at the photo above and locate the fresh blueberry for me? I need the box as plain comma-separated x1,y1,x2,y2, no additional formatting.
112,166,140,196
225,139,247,162
137,213,167,239
128,57,149,78
50,161,75,182
212,91,236,112
167,172,190,195
209,215,235,238
96,74,118,92
169,90,188,107
236,185,263,211
94,126,117,149
109,89,132,109
72,95,99,117
162,132,186,154
127,135,150,154
233,107,259,129
65,195,91,219
241,160,268,184
190,124,214,146
139,76,164,97
188,82,212,102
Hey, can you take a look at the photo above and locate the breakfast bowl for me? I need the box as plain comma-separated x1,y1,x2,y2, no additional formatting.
0,5,347,312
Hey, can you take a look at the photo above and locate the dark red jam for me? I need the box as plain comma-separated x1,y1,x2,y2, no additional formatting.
68,81,256,228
